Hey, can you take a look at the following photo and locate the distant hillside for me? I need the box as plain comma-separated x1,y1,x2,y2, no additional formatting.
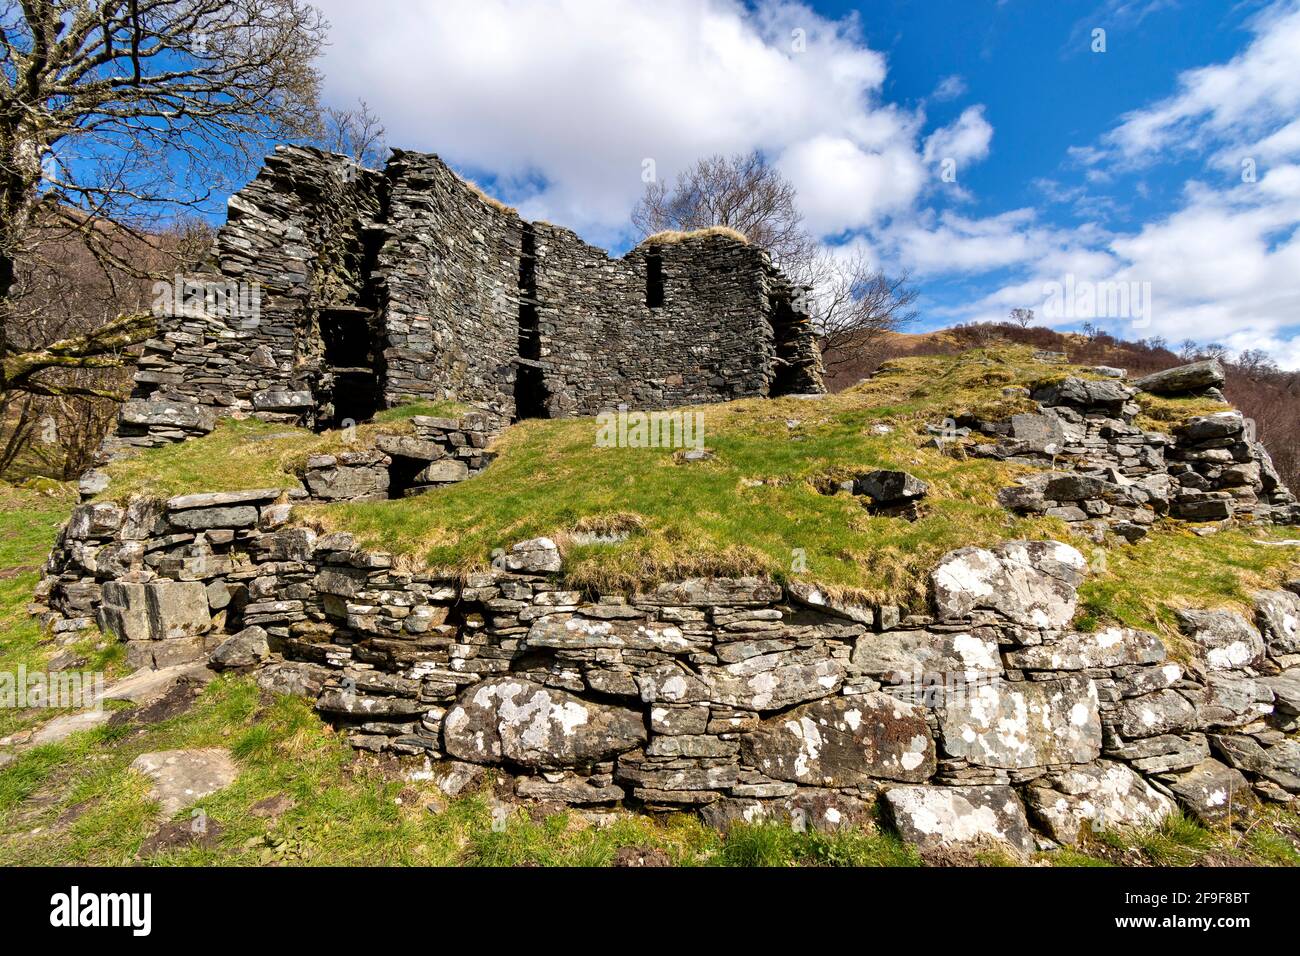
827,324,1300,495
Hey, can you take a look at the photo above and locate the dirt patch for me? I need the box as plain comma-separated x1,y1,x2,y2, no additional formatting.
107,679,204,728
137,818,225,857
611,845,672,867
249,794,297,821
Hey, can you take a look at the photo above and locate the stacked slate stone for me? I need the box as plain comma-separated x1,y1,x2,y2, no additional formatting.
957,361,1299,539
96,143,826,472
103,146,385,460
35,508,1300,850
303,414,498,501
372,150,522,419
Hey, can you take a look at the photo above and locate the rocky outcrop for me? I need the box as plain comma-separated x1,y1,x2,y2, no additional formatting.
968,368,1297,535
1132,360,1225,396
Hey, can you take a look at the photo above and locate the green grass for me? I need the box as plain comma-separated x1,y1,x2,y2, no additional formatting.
0,483,124,738
0,674,921,867
372,399,468,423
1076,525,1299,652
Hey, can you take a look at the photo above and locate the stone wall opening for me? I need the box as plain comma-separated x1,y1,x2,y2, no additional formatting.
645,252,665,308
318,305,382,427
514,224,550,420
767,293,803,396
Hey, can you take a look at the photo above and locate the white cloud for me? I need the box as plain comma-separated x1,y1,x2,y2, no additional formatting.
922,105,993,168
312,0,940,244
932,74,967,102
1101,0,1300,166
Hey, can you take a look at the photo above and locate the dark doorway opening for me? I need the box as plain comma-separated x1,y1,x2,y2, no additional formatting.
514,225,550,420
767,294,802,396
319,305,381,428
387,455,428,499
646,252,664,308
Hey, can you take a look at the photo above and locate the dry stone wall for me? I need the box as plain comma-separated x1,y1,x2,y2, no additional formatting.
35,503,1300,850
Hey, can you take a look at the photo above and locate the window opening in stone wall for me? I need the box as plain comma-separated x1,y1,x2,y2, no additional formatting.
319,305,381,427
646,252,665,308
514,224,550,419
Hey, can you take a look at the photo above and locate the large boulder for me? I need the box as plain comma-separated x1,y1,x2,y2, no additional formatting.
97,580,211,645
1031,377,1133,409
1009,413,1066,453
930,541,1087,628
1132,360,1225,396
1024,760,1173,844
443,677,646,769
937,677,1102,769
120,398,216,433
883,785,1034,854
740,693,935,787
1177,411,1245,443
853,470,928,504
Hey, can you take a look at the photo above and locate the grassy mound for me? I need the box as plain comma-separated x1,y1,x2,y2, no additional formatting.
86,346,1300,625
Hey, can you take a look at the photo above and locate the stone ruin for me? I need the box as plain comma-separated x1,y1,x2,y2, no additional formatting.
104,144,823,464
23,143,1300,854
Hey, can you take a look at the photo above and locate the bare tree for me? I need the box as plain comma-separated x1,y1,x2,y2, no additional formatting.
800,250,919,371
319,98,386,169
632,151,814,267
632,152,917,375
1010,307,1034,328
0,0,328,401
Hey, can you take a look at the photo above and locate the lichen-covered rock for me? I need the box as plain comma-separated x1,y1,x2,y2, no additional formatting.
443,677,646,769
1112,689,1198,739
1254,589,1300,657
1024,760,1173,844
635,577,783,606
1187,674,1273,729
937,677,1101,769
1164,758,1253,825
851,628,1002,679
1175,609,1266,671
740,693,935,787
699,651,844,711
930,540,1087,628
503,537,562,574
1132,360,1225,395
1006,627,1165,671
883,785,1034,854
525,613,701,653
1209,735,1300,794
700,790,873,833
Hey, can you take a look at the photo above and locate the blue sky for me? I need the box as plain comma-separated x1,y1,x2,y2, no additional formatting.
308,0,1300,366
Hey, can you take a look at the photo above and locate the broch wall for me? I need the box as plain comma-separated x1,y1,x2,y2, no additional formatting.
108,144,824,459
